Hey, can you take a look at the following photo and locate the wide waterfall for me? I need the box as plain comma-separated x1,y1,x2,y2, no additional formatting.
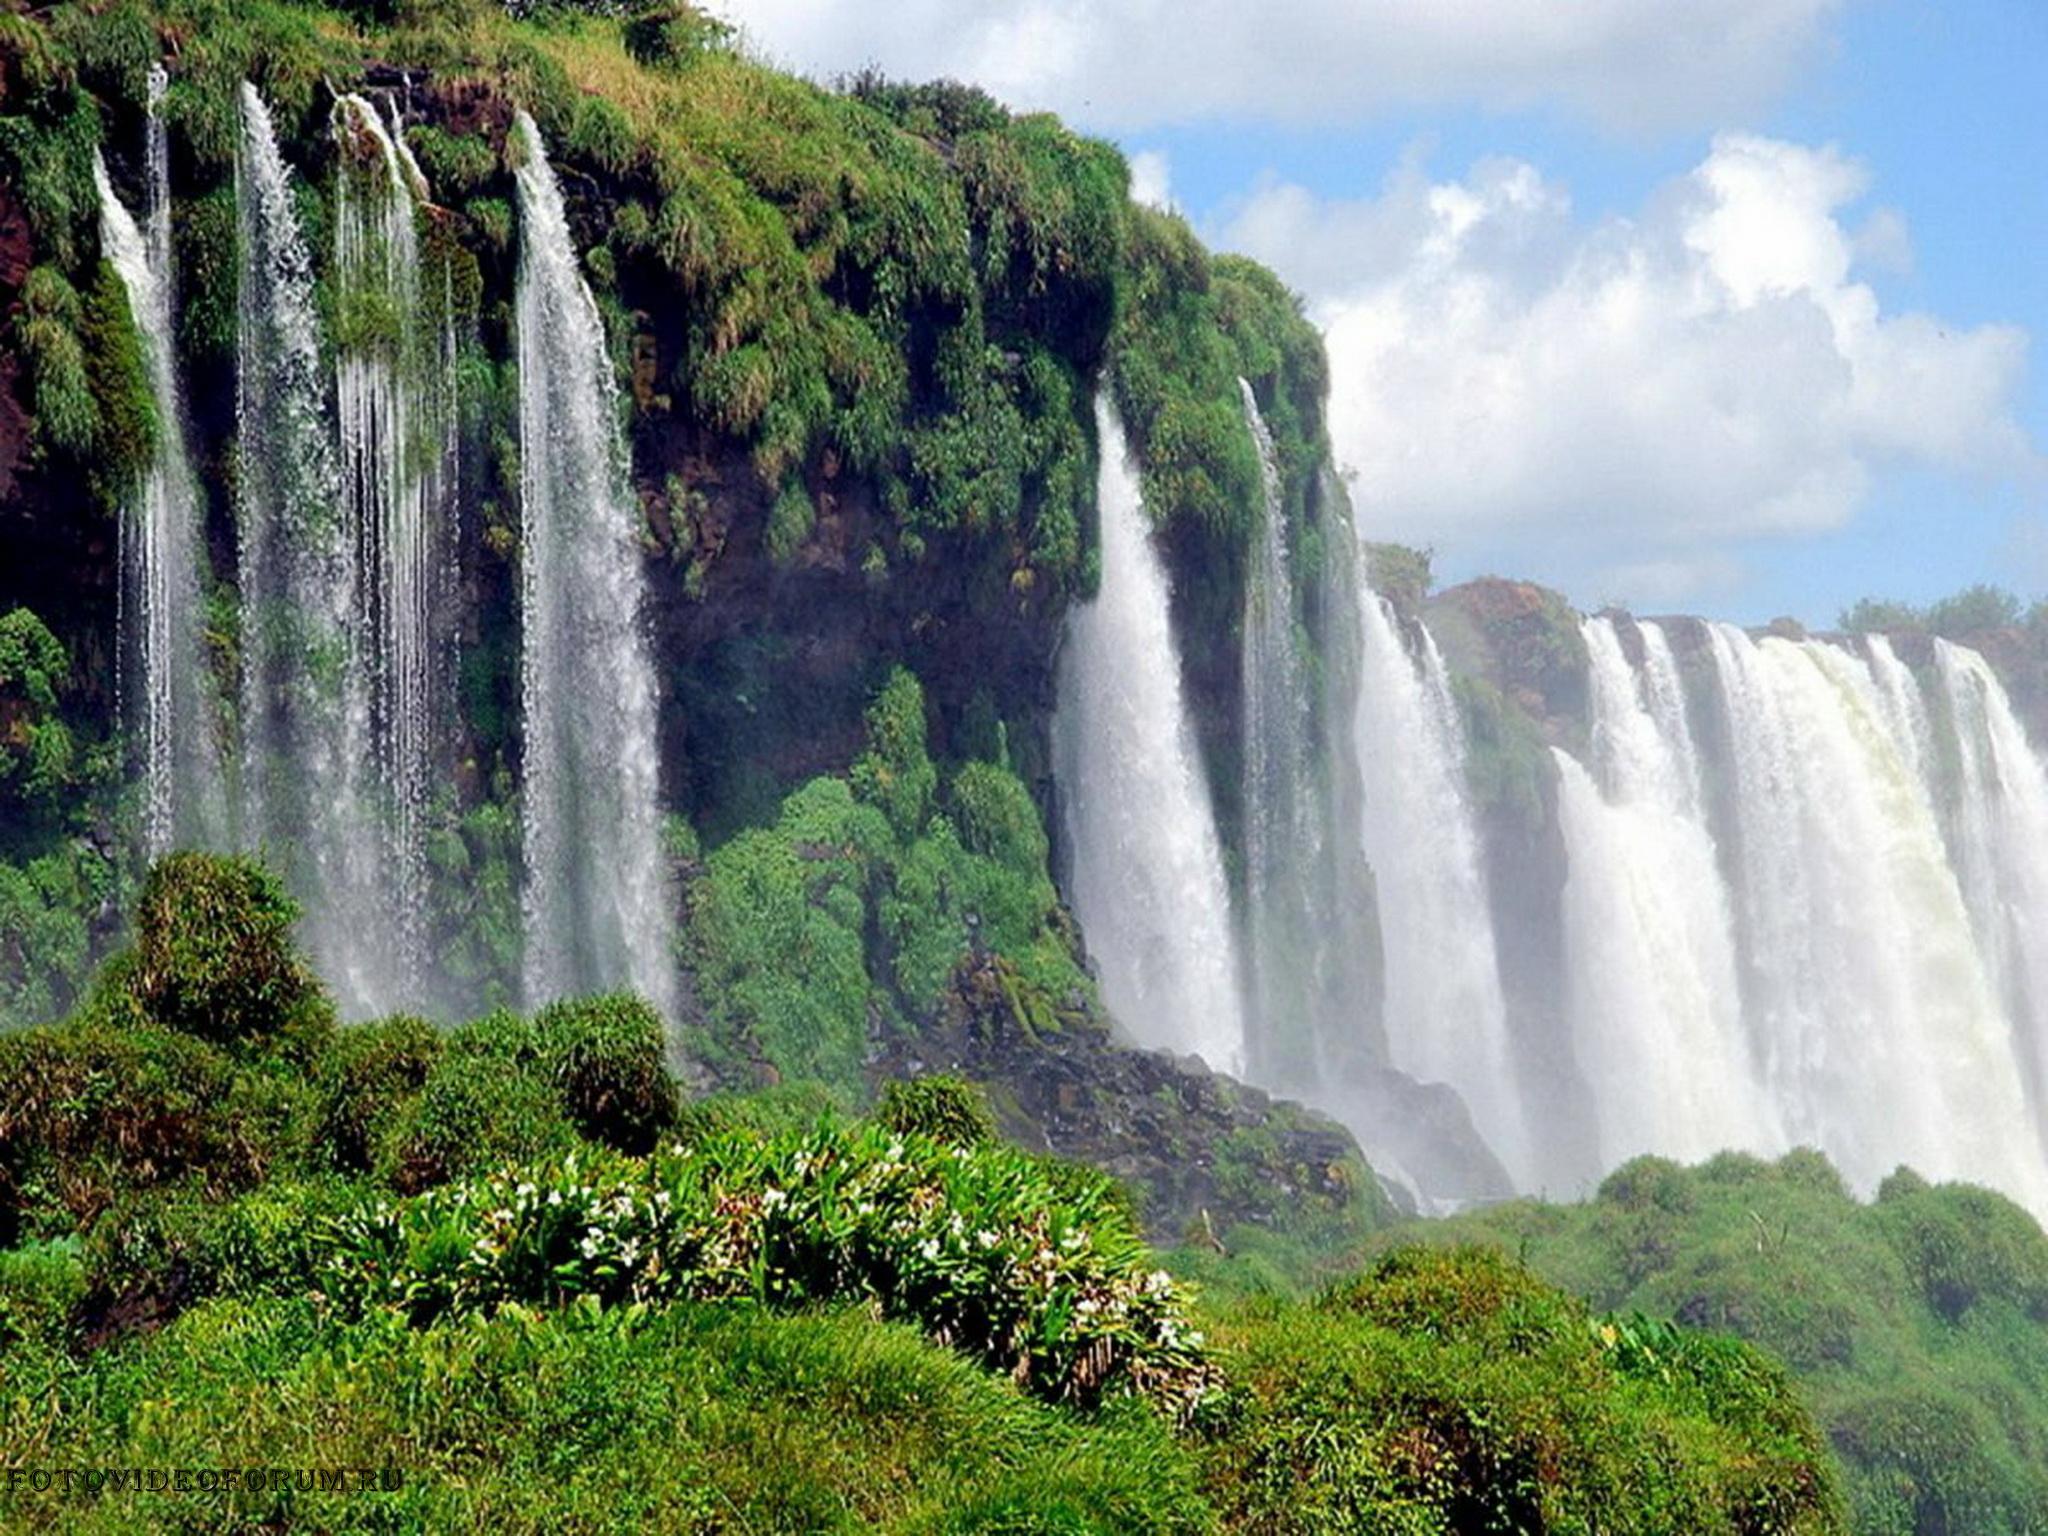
513,113,676,1022
1550,622,2048,1210
1557,618,1778,1168
1237,379,1323,1086
236,82,397,1016
1055,393,1245,1074
332,92,456,1004
95,67,226,855
1350,587,1531,1186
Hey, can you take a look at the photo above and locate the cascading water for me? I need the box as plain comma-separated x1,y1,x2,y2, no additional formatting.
1697,624,2048,1207
1556,618,1778,1167
332,92,456,1005
1237,378,1324,1086
1351,586,1531,1187
95,67,227,855
1931,640,2048,1124
513,112,676,1023
1055,393,1245,1074
236,82,394,1015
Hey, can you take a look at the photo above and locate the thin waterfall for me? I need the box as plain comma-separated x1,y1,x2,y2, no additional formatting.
1237,378,1322,1086
1351,587,1530,1186
1055,392,1245,1074
513,112,676,1022
236,81,388,1014
1699,624,2048,1208
95,69,227,854
1558,618,1778,1167
1932,640,2048,1126
1867,634,1935,789
332,92,453,1005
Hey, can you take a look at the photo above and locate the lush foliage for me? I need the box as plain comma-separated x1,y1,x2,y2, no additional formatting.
316,1121,1217,1414
1423,1149,2048,1534
121,852,324,1043
1201,1243,1842,1533
0,860,1852,1531
0,610,120,1029
684,668,1089,1093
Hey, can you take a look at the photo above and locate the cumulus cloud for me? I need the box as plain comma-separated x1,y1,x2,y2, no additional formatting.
1126,149,1175,213
1222,136,2034,605
713,0,1849,134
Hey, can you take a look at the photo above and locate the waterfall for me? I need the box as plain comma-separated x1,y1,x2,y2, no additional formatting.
1237,378,1323,1086
236,82,397,1015
1698,624,2048,1206
95,68,227,855
513,113,676,1022
1054,393,1245,1074
1351,587,1530,1186
1932,640,2048,1124
332,92,455,1005
1557,618,1778,1167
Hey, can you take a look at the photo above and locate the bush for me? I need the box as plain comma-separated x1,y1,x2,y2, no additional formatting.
376,1014,576,1193
127,853,325,1044
875,1075,996,1149
316,1120,1218,1414
1204,1244,1844,1535
1424,1152,2048,1533
311,1015,444,1174
0,1017,279,1244
533,993,678,1155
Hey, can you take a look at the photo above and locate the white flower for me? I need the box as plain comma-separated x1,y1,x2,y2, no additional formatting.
762,1188,788,1211
920,1237,941,1261
547,1189,563,1206
978,1229,1000,1249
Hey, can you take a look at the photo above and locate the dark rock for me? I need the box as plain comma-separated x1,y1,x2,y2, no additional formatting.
870,955,1393,1246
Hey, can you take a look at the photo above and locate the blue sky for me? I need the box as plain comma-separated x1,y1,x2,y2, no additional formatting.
724,0,2046,625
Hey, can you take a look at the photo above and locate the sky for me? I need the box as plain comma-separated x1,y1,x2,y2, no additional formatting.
711,0,2047,626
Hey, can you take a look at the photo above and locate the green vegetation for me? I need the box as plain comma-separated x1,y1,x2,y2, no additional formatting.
1839,582,2039,638
1204,1244,1841,1533
0,857,1847,1532
1418,1149,2048,1534
1365,540,1434,615
0,610,120,1029
683,668,1088,1093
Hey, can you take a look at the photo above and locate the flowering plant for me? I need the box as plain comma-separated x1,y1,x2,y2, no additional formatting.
315,1122,1216,1413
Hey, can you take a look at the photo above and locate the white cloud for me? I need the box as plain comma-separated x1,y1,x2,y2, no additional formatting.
1223,136,2035,605
713,0,1850,135
1126,149,1175,213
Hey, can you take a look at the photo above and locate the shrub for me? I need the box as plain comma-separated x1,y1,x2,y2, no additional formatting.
127,853,325,1044
376,1014,575,1193
1206,1244,1844,1535
623,3,734,71
0,1018,268,1244
875,1075,996,1150
851,667,936,838
533,993,678,1155
316,1121,1218,1414
311,1015,444,1174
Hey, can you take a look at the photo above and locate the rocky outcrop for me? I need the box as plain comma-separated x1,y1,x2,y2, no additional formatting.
871,954,1395,1244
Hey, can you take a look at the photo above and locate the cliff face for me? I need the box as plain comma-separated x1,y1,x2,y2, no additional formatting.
0,0,1342,1025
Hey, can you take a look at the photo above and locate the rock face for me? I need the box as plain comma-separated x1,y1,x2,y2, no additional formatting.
871,954,1395,1244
